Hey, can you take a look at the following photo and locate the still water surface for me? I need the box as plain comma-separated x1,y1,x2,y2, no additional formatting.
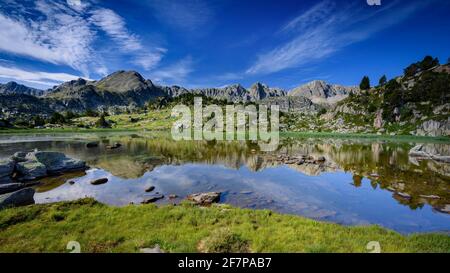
0,132,449,233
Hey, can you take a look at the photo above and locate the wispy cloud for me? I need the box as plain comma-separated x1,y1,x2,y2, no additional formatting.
146,0,213,33
0,0,166,77
0,1,100,77
149,57,194,84
247,0,428,75
0,65,88,87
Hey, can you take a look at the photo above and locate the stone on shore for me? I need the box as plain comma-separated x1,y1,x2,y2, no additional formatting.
187,192,221,205
0,188,35,209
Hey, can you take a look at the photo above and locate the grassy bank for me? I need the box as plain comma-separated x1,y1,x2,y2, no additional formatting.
0,199,449,253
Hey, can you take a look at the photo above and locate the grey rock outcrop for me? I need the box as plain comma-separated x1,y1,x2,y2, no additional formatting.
414,118,450,137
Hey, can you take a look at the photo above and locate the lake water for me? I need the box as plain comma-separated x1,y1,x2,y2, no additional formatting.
0,132,449,234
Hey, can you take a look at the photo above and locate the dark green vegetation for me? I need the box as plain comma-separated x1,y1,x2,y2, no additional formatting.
0,199,449,253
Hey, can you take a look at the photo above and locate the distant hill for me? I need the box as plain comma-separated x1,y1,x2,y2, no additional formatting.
0,81,46,96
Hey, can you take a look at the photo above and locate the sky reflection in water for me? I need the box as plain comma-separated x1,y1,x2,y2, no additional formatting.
0,133,449,233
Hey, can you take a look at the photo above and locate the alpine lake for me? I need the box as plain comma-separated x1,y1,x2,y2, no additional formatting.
0,131,449,234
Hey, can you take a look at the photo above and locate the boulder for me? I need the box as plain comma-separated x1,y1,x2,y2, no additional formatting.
16,160,47,180
0,159,14,183
0,188,35,209
26,151,86,173
187,192,221,205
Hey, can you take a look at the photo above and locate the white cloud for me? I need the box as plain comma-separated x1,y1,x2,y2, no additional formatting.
66,0,89,12
149,57,194,84
247,0,428,75
0,4,98,77
0,0,165,77
89,8,143,51
0,65,88,87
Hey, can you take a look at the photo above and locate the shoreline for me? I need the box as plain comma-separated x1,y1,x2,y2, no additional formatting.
0,129,448,143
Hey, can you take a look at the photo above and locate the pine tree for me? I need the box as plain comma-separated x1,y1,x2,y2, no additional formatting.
359,76,370,90
379,75,387,86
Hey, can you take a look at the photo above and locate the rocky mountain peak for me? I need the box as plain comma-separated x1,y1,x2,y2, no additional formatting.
289,80,357,104
95,70,149,93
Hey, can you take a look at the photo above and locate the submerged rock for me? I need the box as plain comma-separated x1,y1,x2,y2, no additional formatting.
90,178,108,185
187,192,221,205
0,188,35,209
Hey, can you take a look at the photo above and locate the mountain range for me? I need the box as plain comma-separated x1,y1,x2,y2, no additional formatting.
0,70,356,116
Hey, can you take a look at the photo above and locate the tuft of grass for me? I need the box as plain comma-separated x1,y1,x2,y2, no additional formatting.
0,198,449,253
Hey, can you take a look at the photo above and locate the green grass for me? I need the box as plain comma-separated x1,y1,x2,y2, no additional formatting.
0,198,449,253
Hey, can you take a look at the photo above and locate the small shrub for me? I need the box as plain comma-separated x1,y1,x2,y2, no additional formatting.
198,228,249,253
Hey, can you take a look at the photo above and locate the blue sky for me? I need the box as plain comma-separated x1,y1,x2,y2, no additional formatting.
0,0,449,90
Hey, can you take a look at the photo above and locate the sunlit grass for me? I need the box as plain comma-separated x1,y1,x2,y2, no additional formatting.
0,199,448,253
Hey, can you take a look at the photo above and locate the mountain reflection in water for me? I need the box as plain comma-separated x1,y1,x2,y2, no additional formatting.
0,132,448,233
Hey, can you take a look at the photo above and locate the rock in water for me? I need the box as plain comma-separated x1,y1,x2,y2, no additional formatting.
0,188,35,209
86,142,99,148
25,151,86,173
0,159,14,183
16,160,47,180
91,178,108,185
187,192,221,205
141,194,164,204
145,185,155,192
